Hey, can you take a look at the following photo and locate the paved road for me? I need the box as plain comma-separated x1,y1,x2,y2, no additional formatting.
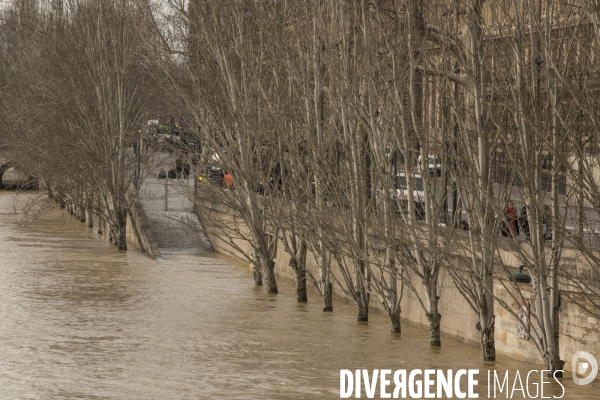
135,151,600,247
390,166,600,244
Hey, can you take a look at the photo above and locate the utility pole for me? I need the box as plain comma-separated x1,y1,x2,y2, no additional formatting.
164,177,168,211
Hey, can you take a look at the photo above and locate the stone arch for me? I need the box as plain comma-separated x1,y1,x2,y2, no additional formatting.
0,162,15,188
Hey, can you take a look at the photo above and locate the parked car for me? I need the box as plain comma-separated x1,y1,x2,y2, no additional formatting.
206,164,224,184
180,131,201,152
417,154,441,177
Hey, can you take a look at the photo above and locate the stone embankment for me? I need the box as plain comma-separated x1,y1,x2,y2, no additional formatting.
194,196,600,372
123,178,599,370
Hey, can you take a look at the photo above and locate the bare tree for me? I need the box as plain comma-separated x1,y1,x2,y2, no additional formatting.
3,0,157,250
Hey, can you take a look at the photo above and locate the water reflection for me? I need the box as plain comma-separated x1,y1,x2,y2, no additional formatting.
0,193,597,399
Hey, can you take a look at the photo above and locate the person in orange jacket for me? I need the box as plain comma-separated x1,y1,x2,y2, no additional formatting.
224,172,233,188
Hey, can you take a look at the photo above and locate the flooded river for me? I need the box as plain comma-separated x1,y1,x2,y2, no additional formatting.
0,193,597,399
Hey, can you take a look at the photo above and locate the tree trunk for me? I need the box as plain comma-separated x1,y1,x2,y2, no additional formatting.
478,274,496,361
480,322,495,362
387,248,401,333
115,217,127,250
383,148,401,333
389,311,401,334
258,249,277,294
289,257,307,302
549,84,562,376
253,268,263,286
245,182,277,293
427,312,442,347
427,279,442,346
288,242,307,302
354,255,370,322
323,281,333,312
535,274,563,376
85,207,93,227
85,194,93,227
252,254,263,286
319,244,333,312
356,300,368,322
388,289,401,334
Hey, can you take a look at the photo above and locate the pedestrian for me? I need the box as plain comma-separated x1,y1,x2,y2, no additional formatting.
158,169,166,179
502,201,519,237
168,168,177,179
223,171,233,188
543,204,552,241
175,158,183,179
520,205,530,240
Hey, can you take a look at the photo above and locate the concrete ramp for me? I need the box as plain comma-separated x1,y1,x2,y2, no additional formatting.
137,179,213,254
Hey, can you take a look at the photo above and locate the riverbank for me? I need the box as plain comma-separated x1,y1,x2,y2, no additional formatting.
195,196,600,373
2,192,597,398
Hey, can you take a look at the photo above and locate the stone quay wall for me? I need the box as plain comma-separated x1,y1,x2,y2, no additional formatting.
125,190,162,259
195,196,600,370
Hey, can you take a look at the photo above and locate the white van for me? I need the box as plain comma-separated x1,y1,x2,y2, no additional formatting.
417,154,441,177
395,173,425,219
376,173,425,219
395,173,424,201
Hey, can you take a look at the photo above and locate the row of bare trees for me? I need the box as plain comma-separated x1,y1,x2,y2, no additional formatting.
0,0,167,248
160,0,600,373
2,0,600,374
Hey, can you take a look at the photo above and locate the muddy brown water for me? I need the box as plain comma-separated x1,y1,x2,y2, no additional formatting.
0,193,598,399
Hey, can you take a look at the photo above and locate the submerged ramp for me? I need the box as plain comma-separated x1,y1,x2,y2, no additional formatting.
137,179,213,254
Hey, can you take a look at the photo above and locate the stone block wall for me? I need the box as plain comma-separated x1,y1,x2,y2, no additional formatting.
195,197,600,368
560,300,600,372
125,191,161,259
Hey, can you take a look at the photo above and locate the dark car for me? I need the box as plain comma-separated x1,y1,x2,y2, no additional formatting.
180,131,201,152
